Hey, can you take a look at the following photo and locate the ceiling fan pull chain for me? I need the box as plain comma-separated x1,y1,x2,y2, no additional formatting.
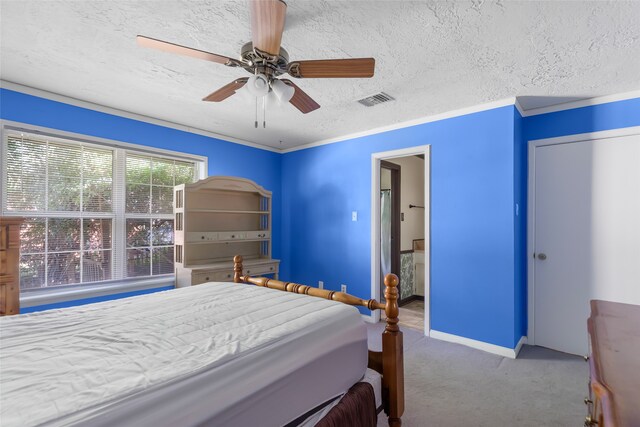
263,96,266,128
254,97,258,128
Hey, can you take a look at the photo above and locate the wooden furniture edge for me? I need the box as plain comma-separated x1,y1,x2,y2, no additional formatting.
182,175,271,197
587,300,621,427
233,255,404,427
0,216,24,316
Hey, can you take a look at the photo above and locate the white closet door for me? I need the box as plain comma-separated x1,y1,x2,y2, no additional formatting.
533,133,640,355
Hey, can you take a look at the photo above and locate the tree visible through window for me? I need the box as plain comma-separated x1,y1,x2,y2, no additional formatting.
3,132,199,290
124,154,194,278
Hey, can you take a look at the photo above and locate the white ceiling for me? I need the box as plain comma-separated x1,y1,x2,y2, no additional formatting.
1,1,639,150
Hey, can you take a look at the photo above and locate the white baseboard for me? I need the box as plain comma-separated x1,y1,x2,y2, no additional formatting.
513,335,527,358
430,330,527,359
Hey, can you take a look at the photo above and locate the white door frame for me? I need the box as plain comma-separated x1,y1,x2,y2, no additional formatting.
527,125,640,345
371,145,431,335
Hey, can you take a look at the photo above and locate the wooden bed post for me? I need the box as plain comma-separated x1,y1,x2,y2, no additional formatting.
383,273,404,427
232,255,404,426
233,255,243,283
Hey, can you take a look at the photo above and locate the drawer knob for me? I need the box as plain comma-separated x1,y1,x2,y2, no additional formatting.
270,267,273,271
227,274,231,278
205,277,210,281
231,235,235,238
201,236,205,239
247,270,251,274
584,415,598,426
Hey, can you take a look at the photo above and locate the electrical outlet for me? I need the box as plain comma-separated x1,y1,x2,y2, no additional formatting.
318,281,324,289
341,284,347,293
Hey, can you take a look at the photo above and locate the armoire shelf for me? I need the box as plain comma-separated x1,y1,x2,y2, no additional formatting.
186,239,270,245
174,176,279,287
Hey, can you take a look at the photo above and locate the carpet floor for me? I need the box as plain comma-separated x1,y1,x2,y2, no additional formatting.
367,323,587,427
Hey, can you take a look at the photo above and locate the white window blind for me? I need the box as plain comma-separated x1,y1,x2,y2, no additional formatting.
2,130,201,292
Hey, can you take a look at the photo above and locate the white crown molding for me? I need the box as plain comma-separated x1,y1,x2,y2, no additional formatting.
284,89,640,153
3,80,638,154
514,98,526,117
520,89,640,117
0,80,280,153
281,97,518,153
528,125,640,146
430,330,527,359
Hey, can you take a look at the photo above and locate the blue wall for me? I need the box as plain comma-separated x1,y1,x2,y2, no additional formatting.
1,88,282,311
4,86,639,349
281,97,640,350
513,108,527,343
282,106,520,348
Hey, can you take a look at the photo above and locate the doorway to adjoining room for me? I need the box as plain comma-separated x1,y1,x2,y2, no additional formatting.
373,146,430,333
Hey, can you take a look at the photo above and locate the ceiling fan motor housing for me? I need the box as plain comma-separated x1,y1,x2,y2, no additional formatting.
240,42,289,77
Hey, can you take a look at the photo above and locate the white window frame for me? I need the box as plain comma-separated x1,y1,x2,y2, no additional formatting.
0,120,207,306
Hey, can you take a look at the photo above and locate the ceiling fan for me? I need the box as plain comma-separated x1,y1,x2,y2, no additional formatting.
137,0,375,127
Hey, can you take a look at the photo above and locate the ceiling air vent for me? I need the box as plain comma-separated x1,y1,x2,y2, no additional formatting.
357,92,395,107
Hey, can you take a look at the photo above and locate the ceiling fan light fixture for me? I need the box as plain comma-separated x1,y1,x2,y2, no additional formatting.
246,74,270,97
265,90,280,107
271,79,295,103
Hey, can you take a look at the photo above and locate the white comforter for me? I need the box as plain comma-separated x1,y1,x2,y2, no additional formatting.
0,282,367,427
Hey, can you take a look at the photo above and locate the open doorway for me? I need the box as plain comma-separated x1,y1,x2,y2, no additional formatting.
380,160,400,304
372,146,430,334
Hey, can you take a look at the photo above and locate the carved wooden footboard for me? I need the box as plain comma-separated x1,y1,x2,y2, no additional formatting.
233,255,404,427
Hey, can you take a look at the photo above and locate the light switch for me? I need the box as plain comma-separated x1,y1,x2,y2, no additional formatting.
352,211,358,221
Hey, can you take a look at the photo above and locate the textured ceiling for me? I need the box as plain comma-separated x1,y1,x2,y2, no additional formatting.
1,1,639,150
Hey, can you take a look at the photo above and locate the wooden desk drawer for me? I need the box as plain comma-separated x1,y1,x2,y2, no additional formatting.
247,264,278,276
192,270,234,285
0,278,19,316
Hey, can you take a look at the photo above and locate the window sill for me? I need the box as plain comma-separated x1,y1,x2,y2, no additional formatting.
20,275,176,308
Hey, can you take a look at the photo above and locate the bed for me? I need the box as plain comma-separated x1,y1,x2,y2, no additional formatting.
0,255,404,427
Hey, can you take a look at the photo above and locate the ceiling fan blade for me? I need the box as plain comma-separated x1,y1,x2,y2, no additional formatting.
137,35,238,66
280,79,320,114
202,78,249,102
249,0,287,56
288,58,375,78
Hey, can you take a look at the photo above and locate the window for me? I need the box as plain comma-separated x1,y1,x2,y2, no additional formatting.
2,129,203,292
124,155,194,278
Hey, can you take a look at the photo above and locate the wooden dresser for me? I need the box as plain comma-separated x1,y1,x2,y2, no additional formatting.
585,300,640,427
0,216,23,316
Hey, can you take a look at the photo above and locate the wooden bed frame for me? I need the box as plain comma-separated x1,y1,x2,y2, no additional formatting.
233,255,404,427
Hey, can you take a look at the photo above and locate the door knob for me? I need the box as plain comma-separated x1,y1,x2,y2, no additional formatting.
537,253,547,260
